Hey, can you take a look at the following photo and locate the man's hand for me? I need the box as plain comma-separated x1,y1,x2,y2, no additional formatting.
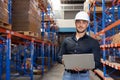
62,59,64,65
71,67,86,72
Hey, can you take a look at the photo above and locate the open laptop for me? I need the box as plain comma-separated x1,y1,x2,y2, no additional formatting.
63,53,95,69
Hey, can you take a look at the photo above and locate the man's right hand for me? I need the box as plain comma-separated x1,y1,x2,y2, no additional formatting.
71,67,86,72
62,59,64,65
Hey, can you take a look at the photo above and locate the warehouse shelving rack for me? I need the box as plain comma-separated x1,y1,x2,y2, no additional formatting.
39,1,58,76
41,3,58,71
0,27,34,80
0,26,58,80
91,0,120,79
0,0,58,80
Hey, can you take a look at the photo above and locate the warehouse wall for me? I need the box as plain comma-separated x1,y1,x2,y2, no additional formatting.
64,11,79,19
56,19,75,28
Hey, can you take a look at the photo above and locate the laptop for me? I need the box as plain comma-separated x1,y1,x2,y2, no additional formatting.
63,53,95,69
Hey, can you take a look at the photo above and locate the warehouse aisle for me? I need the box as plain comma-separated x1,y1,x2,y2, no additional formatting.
41,64,64,80
10,63,100,80
10,63,64,80
41,63,101,80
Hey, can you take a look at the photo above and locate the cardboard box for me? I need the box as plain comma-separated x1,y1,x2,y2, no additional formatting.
12,0,41,33
0,0,8,23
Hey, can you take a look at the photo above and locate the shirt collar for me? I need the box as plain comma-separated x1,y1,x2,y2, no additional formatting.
72,33,88,41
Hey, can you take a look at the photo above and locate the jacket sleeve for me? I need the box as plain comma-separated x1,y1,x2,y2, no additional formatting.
92,40,102,70
57,39,66,64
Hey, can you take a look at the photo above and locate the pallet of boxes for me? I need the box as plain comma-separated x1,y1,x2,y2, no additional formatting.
12,0,41,39
0,0,11,30
111,32,120,44
34,57,49,75
111,32,120,63
12,0,43,75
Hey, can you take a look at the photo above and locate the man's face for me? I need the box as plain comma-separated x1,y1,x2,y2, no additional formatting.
75,20,88,33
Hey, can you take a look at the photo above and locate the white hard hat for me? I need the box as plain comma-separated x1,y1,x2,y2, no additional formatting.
75,11,90,22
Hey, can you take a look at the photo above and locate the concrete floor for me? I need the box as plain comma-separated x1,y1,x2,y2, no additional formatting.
9,63,64,80
41,64,64,80
41,64,101,80
8,63,100,80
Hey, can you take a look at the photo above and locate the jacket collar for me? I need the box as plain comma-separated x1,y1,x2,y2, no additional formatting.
72,33,88,41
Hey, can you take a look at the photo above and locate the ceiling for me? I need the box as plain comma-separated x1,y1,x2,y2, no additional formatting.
51,0,85,19
48,0,119,34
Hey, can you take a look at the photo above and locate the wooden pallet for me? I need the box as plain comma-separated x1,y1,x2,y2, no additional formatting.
0,20,12,30
33,67,48,75
17,31,39,38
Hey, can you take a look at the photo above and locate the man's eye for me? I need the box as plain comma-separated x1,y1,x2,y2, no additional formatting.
83,21,88,24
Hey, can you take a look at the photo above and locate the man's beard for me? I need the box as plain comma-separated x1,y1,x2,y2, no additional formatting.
76,28,86,33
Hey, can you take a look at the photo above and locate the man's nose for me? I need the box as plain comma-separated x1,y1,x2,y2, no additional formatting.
78,22,83,26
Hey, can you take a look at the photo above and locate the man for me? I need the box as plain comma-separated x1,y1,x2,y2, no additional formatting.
57,11,101,80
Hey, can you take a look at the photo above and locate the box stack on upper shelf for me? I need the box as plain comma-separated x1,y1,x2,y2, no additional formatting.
0,0,8,23
84,0,92,12
38,0,48,12
0,0,11,30
41,0,48,11
12,0,41,38
84,0,112,13
111,32,120,44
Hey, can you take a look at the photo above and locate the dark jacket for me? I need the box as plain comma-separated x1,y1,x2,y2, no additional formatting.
57,34,101,69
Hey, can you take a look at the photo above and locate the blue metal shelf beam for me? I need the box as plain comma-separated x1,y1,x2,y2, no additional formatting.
23,45,27,74
0,44,3,80
41,43,45,76
47,4,51,40
96,1,102,6
87,4,91,35
8,0,12,24
48,44,51,70
6,33,11,80
30,40,34,80
41,12,45,39
52,44,54,64
102,0,107,76
93,4,97,34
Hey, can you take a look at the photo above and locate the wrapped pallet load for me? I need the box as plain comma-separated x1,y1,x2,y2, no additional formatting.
84,0,91,12
12,0,41,38
0,0,9,23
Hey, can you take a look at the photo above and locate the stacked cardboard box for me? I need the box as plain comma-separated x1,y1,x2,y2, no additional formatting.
12,0,41,37
84,0,102,12
0,0,9,23
36,57,52,66
42,0,48,8
84,1,90,12
111,32,120,44
38,0,48,12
